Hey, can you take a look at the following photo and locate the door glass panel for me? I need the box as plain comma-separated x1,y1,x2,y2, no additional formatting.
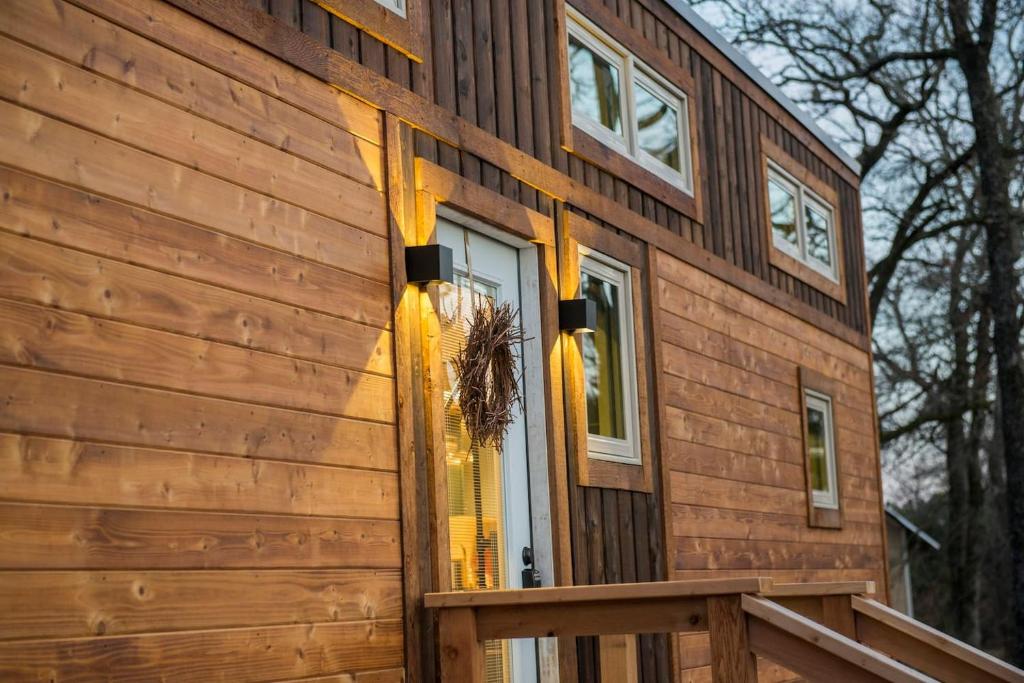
440,274,510,683
568,35,623,135
581,270,626,440
768,178,799,250
805,203,833,268
635,82,681,171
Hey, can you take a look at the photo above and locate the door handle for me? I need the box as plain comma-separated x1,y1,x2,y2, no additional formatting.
521,546,542,588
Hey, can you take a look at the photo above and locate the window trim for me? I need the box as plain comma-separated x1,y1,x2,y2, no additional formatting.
760,136,847,305
578,246,643,465
564,6,695,197
561,211,654,493
315,0,426,61
798,367,844,529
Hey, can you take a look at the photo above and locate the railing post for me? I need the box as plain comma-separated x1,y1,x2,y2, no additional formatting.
438,607,485,683
821,594,857,639
708,595,758,683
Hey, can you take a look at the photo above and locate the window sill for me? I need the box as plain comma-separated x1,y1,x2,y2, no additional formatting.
315,0,427,61
809,505,842,529
570,125,703,226
768,242,847,305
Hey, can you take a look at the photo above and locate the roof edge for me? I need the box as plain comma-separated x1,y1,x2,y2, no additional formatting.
885,506,941,551
664,0,862,176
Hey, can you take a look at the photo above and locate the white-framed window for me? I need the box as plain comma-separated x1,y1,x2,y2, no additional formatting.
804,390,838,509
579,247,642,465
372,0,406,18
566,8,694,194
766,162,838,281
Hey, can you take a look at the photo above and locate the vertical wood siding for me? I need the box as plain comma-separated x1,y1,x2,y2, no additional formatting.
278,0,868,338
0,1,403,679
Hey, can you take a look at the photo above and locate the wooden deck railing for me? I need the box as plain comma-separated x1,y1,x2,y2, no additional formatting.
425,578,1024,682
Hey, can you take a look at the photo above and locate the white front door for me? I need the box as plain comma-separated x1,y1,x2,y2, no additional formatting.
437,217,539,683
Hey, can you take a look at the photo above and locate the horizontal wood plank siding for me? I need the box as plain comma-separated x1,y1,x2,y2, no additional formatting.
656,250,885,681
0,1,401,680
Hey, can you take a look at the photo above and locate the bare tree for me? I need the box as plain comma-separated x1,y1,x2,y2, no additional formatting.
694,0,1024,659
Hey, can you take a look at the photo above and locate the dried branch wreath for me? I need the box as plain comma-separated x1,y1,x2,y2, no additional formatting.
453,299,526,451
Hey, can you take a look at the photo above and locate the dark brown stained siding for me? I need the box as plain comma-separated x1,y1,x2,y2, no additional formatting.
273,0,868,338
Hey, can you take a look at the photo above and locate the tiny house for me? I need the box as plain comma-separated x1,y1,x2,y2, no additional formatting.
0,0,895,680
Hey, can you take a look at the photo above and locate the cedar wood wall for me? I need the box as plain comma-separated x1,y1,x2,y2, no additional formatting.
265,0,873,680
0,0,403,679
0,0,885,681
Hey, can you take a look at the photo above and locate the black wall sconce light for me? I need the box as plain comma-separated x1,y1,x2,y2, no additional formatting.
405,244,454,285
559,298,597,333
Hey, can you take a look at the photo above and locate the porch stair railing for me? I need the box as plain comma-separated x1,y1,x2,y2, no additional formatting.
425,577,1024,682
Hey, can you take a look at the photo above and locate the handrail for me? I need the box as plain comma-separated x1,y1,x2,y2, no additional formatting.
427,578,775,682
851,596,1024,683
427,578,1024,682
425,576,772,609
762,580,876,597
742,594,934,682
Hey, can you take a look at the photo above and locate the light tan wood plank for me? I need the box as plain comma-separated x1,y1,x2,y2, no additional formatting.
0,569,402,639
674,568,884,584
0,433,398,518
663,373,801,439
852,597,1024,682
0,34,383,218
665,406,801,463
0,620,403,681
0,299,394,423
0,102,390,327
659,276,871,388
0,502,401,570
0,366,398,473
666,439,805,490
670,472,805,516
672,505,884,548
675,537,884,572
71,0,382,143
0,143,389,290
0,231,392,374
0,0,380,150
657,253,870,371
662,341,800,414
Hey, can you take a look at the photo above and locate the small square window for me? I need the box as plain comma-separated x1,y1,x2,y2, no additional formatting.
805,391,838,509
766,163,839,282
579,248,641,464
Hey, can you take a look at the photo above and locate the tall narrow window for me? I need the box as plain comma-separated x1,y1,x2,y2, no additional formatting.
766,162,838,281
804,391,838,509
566,9,694,194
579,248,641,464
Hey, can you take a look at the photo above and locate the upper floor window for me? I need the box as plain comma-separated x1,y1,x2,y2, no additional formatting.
579,247,641,465
566,8,694,194
766,162,838,282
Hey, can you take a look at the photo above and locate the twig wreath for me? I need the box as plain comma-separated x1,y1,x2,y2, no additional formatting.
451,231,528,451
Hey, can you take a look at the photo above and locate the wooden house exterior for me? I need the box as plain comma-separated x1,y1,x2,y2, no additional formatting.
0,0,892,681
